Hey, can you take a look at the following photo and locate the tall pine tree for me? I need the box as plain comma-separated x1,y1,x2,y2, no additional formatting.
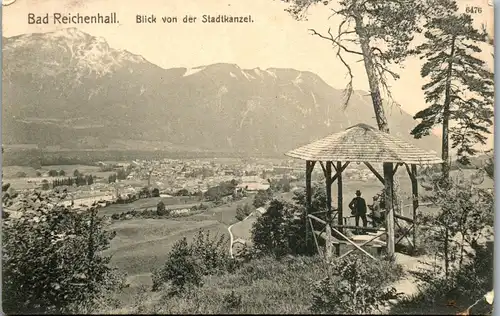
411,0,494,180
281,0,423,256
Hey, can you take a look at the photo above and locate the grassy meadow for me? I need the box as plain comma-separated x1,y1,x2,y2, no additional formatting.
101,195,257,304
98,196,201,217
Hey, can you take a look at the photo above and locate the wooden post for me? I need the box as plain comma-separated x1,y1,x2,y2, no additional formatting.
411,164,419,251
305,161,314,250
337,161,343,230
383,162,395,258
325,161,333,259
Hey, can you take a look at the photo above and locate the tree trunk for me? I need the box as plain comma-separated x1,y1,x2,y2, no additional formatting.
442,35,457,182
357,32,389,133
355,13,398,257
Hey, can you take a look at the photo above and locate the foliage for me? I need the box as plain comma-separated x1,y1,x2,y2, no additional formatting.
394,243,493,314
2,182,19,208
52,175,95,188
268,177,292,192
418,169,494,276
14,171,27,178
48,169,59,177
151,230,236,294
310,253,403,314
411,0,494,168
58,170,66,176
483,152,494,179
235,203,253,221
108,173,117,183
36,171,42,177
109,204,207,221
107,168,131,183
116,168,129,180
2,190,123,314
151,187,160,197
204,180,238,202
41,179,50,190
292,182,326,212
156,200,169,216
139,186,152,199
252,188,273,208
175,188,190,196
125,256,325,314
292,182,329,230
73,169,81,177
251,199,315,257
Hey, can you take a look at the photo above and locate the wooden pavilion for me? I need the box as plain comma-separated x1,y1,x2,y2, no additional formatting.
285,123,443,259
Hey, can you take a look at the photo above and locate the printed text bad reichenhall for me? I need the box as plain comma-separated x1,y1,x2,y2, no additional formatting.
28,13,119,24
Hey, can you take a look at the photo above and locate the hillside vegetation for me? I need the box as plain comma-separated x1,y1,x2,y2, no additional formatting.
2,166,493,315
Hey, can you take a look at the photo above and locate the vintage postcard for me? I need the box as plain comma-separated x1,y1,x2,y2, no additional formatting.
2,0,494,314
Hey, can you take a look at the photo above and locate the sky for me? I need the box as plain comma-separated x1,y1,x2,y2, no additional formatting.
2,0,495,149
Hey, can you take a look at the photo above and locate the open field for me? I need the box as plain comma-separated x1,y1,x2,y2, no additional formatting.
103,195,256,301
3,164,118,190
98,196,202,217
105,218,228,277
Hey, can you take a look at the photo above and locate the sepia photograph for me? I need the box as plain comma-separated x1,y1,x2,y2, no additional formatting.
1,0,495,314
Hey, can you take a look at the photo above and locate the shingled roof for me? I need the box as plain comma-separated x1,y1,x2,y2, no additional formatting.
285,123,443,165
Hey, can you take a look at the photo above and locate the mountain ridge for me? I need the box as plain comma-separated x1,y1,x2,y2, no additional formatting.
2,27,442,156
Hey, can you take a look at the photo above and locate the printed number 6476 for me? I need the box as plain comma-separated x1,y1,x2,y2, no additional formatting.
465,6,483,14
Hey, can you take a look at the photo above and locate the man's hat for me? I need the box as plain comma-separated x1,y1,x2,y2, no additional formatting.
355,190,361,196
373,195,379,200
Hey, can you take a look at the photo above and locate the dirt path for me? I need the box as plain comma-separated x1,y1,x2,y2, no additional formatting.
378,253,443,314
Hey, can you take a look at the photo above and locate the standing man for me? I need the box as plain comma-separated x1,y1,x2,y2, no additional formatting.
369,195,382,228
349,190,367,230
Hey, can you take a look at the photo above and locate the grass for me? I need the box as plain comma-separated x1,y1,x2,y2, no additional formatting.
105,218,228,276
230,214,257,243
108,256,329,314
185,196,256,225
102,195,254,302
104,253,404,315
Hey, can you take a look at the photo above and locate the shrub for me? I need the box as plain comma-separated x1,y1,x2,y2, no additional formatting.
41,179,50,190
137,255,328,314
235,203,252,221
152,237,202,293
223,291,243,311
152,230,236,294
198,203,208,210
394,243,494,314
418,170,494,276
2,191,123,314
252,189,272,208
251,199,315,258
48,169,59,177
151,187,160,197
157,201,169,216
310,253,402,314
15,171,27,178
